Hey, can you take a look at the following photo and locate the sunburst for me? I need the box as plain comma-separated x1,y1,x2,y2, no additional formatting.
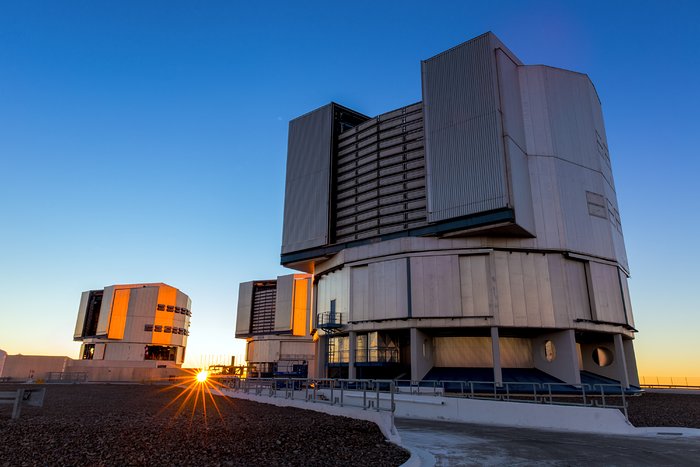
156,368,231,424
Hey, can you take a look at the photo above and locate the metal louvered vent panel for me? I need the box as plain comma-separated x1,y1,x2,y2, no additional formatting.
250,282,277,335
333,102,428,243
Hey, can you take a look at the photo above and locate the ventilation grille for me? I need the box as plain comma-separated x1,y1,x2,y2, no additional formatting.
250,282,277,335
333,102,427,243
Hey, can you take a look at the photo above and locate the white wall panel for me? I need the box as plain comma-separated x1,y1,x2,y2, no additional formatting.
235,282,253,338
619,270,635,327
589,262,626,324
458,254,490,317
410,255,461,317
564,259,593,321
350,266,369,322
274,275,294,332
73,291,89,339
96,286,116,336
368,259,408,320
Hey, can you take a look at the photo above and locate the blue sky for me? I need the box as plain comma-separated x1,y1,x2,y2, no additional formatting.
1,1,698,375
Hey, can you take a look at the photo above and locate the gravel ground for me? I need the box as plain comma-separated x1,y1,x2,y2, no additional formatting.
0,384,409,467
626,392,700,428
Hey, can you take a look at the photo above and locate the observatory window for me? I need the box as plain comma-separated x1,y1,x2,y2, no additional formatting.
592,347,614,367
144,345,177,361
544,340,556,362
81,344,95,360
82,290,104,338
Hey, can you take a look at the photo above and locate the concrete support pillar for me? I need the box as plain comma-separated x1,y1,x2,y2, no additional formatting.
614,334,630,389
315,335,327,379
491,327,502,386
532,329,581,385
622,339,640,388
348,331,357,379
410,328,434,381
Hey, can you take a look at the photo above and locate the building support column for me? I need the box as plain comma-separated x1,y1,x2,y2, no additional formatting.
410,328,434,381
491,327,502,387
622,339,640,388
614,334,630,389
315,335,327,379
533,329,581,385
348,331,357,379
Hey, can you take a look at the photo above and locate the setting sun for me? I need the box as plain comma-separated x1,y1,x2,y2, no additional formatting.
196,370,209,383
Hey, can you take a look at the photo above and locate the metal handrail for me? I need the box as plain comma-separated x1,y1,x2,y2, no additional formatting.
222,377,395,413
220,376,629,419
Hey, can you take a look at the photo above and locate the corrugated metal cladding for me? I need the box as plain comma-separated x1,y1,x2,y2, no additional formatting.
421,32,510,223
333,102,427,243
281,105,334,255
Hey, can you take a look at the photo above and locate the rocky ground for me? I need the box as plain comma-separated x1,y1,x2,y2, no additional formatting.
626,392,700,428
0,383,409,467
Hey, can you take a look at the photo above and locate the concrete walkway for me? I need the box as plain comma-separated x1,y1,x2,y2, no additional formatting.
396,418,700,466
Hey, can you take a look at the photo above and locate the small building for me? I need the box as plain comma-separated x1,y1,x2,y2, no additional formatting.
0,350,71,382
72,283,191,368
235,274,314,377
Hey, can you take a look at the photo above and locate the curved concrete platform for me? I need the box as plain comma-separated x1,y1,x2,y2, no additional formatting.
396,418,700,466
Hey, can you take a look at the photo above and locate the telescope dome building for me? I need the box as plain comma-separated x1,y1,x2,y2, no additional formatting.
244,32,638,388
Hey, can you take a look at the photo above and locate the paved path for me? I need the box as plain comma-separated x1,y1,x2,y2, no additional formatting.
396,418,700,466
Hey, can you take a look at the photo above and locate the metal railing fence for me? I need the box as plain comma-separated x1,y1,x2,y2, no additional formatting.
219,376,630,419
640,376,700,389
221,377,395,412
392,379,630,419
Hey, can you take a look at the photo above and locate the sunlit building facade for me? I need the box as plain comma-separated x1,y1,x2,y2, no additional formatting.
235,274,314,377
73,283,191,367
277,32,639,387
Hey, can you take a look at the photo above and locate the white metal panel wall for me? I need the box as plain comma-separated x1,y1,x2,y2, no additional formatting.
235,282,253,338
96,286,116,336
492,251,555,327
542,68,599,170
619,270,635,327
73,291,90,339
496,48,535,235
410,255,461,317
249,340,280,363
367,259,408,320
588,262,626,324
281,104,333,254
520,65,628,268
124,286,159,344
458,255,491,317
274,275,294,332
350,266,369,322
279,341,315,360
496,49,526,148
422,33,510,222
563,258,593,321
